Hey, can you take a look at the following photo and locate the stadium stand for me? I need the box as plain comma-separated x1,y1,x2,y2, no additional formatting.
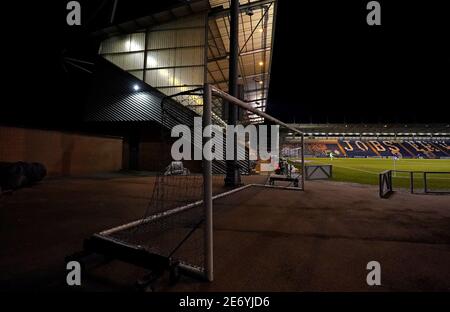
431,142,450,158
281,123,450,159
282,123,450,136
340,140,379,158
287,140,450,159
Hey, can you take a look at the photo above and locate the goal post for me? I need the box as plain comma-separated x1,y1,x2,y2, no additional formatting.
379,170,450,198
78,83,306,285
203,83,306,280
202,83,213,281
209,84,306,190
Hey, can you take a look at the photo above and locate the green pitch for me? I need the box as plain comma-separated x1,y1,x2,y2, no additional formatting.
296,158,450,191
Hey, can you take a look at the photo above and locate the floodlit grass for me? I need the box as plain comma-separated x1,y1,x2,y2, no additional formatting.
293,158,450,191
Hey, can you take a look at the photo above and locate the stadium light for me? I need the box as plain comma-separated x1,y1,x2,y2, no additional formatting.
133,84,140,91
245,7,254,16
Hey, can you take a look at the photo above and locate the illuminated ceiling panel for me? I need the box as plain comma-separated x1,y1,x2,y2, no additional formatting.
207,0,276,123
93,0,277,124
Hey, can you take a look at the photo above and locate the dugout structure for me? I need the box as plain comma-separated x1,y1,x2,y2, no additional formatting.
77,84,305,284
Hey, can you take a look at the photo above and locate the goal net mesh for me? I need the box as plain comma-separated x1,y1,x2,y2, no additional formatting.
100,85,304,278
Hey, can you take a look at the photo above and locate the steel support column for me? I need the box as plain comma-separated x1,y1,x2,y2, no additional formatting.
225,0,242,187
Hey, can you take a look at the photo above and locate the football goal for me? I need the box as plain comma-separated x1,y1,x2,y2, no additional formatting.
76,84,305,286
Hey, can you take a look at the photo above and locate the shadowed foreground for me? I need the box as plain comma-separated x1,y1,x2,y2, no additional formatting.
1,174,449,291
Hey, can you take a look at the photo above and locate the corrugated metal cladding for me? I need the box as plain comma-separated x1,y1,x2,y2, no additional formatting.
86,57,249,174
86,57,196,124
99,13,207,97
93,0,277,124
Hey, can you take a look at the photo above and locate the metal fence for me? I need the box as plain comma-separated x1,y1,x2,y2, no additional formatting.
379,170,450,198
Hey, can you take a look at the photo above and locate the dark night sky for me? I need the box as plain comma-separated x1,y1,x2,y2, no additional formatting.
1,0,449,129
266,0,450,123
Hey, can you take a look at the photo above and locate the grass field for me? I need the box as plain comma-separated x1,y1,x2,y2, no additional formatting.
294,158,450,191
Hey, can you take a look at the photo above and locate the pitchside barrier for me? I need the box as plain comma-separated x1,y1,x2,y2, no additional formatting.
379,170,450,198
305,164,332,180
71,84,306,287
379,170,393,198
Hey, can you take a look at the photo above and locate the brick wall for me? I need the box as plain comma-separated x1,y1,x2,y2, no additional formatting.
0,126,123,176
138,141,202,173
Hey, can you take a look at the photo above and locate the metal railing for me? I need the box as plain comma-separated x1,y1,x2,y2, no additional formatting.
379,170,393,198
305,164,333,180
379,170,450,198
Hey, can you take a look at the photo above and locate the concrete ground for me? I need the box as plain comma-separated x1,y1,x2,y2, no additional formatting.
0,173,449,291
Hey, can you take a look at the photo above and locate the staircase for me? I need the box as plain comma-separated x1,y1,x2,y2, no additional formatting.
162,96,250,174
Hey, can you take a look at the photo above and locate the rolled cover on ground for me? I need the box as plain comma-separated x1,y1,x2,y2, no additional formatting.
0,161,47,190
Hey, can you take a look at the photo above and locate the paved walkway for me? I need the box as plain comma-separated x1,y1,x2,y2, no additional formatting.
1,176,449,291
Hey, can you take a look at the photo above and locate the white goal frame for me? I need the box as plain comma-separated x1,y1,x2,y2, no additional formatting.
82,84,306,284
202,84,305,281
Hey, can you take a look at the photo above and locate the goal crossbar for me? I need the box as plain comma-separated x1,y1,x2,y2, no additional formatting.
210,86,304,136
76,84,306,285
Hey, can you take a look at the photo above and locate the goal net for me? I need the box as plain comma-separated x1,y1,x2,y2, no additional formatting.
88,84,305,282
